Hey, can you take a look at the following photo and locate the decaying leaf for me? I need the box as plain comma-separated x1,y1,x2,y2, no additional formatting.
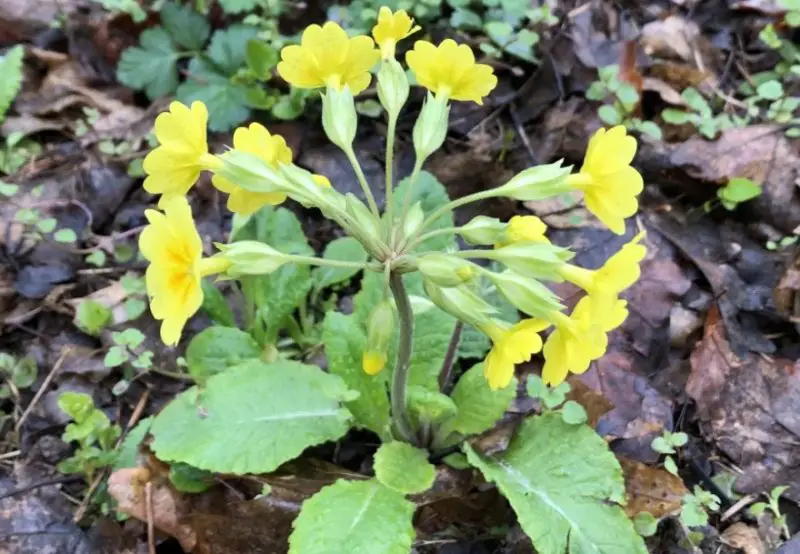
619,457,688,519
720,523,766,554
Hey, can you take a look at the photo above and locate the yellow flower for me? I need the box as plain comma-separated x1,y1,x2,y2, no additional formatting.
277,22,380,94
541,296,628,385
212,123,293,215
406,39,497,104
143,101,220,203
566,126,644,234
557,231,646,313
138,196,230,346
495,215,550,248
372,7,420,59
362,351,387,375
482,318,549,390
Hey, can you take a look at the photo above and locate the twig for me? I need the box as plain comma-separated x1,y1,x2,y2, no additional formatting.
438,321,464,393
16,348,69,434
0,475,81,501
146,481,156,554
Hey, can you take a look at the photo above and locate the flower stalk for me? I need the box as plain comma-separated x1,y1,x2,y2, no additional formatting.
389,272,417,444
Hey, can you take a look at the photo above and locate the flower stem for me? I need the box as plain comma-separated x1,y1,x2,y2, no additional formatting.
389,272,416,444
384,113,398,240
396,158,424,245
344,147,381,221
407,189,496,247
287,254,369,271
402,227,458,253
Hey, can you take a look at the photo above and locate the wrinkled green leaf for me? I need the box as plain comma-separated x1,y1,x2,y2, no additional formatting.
200,279,236,327
185,326,261,382
313,236,368,291
466,413,646,554
245,39,279,80
177,65,251,132
75,299,113,336
289,479,415,554
150,360,354,474
322,312,391,439
374,441,435,495
0,45,24,122
446,363,516,436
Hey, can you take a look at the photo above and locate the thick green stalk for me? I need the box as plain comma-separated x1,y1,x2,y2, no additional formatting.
389,272,416,444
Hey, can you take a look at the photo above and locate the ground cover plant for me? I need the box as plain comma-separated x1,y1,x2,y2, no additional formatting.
1,1,799,553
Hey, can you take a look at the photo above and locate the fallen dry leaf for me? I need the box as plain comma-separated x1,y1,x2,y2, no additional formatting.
686,307,800,502
619,457,688,519
721,523,766,554
640,15,720,87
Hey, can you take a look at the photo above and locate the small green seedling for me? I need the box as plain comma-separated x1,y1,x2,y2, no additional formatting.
651,430,688,476
587,65,662,140
527,375,588,425
57,392,121,482
750,485,790,539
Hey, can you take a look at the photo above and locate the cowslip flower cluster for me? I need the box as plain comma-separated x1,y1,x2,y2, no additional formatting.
137,11,645,402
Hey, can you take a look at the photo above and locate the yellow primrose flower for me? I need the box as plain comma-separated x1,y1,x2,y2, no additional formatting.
139,196,230,346
482,318,549,390
212,123,293,215
372,7,420,59
143,101,221,203
277,22,380,94
566,126,644,235
495,215,550,248
541,296,628,386
557,231,646,313
406,39,497,104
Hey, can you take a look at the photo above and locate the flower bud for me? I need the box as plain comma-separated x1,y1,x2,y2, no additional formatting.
363,300,395,375
457,216,506,246
412,92,449,162
422,279,496,329
492,242,573,280
486,270,563,320
402,201,425,238
495,160,573,201
215,149,291,194
377,58,409,119
215,240,289,277
418,254,476,287
344,194,384,256
322,86,358,152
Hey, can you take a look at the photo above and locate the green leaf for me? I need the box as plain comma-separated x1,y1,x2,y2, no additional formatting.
114,417,152,470
169,462,215,493
75,299,113,336
664,456,678,476
635,120,662,140
85,250,107,267
218,0,261,14
392,171,454,252
0,180,19,196
313,237,368,291
585,81,607,101
682,88,711,117
54,228,78,243
185,326,261,382
407,386,457,424
650,436,674,455
35,217,56,233
560,400,588,425
160,2,210,51
104,346,128,368
200,280,236,327
718,177,761,204
756,80,784,100
289,479,415,554
465,413,647,554
114,328,145,348
0,45,24,122
205,25,258,76
598,105,621,125
177,63,251,132
234,206,313,343
374,441,435,495
245,39,279,80
661,108,691,124
117,28,179,99
447,363,516,436
322,312,391,439
150,360,353,474
58,392,95,422
633,512,659,537
11,356,37,389
616,84,639,107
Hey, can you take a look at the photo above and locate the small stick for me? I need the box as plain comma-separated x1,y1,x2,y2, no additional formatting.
146,481,156,554
16,348,69,434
